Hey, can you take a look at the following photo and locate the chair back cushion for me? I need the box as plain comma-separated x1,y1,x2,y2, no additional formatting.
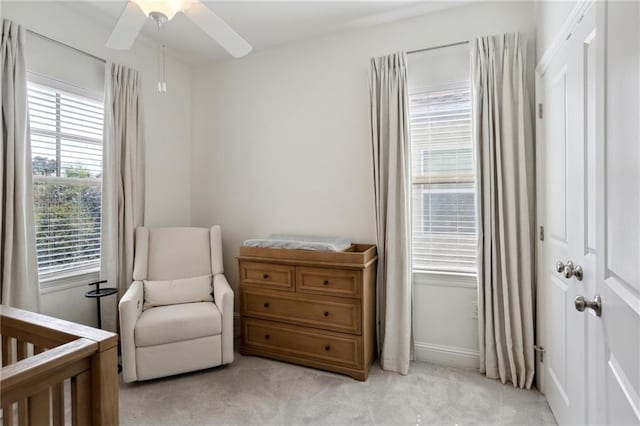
134,227,216,281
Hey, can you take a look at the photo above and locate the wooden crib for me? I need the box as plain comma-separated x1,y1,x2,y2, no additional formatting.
0,305,118,425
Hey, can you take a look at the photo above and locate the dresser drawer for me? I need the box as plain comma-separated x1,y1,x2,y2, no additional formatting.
243,318,361,368
240,261,294,291
296,267,361,298
241,289,361,334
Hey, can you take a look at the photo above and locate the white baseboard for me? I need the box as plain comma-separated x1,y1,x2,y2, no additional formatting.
415,342,480,370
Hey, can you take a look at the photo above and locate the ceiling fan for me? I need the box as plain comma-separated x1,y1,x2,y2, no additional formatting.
106,0,252,58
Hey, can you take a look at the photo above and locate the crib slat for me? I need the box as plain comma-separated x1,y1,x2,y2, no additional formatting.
2,335,13,367
2,337,15,425
15,341,29,426
2,336,14,426
16,404,28,426
2,403,15,426
71,372,91,426
15,341,27,361
28,388,49,426
51,382,64,426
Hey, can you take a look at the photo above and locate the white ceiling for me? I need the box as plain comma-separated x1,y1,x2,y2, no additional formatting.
62,1,466,64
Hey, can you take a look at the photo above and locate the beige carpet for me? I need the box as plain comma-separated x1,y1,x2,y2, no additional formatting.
119,353,556,425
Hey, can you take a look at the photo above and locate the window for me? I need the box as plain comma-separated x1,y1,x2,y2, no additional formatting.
27,80,104,279
410,81,477,274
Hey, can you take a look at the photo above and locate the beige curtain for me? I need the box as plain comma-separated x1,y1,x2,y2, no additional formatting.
0,19,40,312
100,63,145,332
369,52,412,375
472,33,535,389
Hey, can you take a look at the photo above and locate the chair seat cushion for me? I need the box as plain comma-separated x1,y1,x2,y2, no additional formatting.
135,302,222,347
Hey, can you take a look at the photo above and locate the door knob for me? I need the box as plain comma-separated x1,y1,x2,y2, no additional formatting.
556,260,573,273
563,263,583,281
556,260,583,281
575,295,602,316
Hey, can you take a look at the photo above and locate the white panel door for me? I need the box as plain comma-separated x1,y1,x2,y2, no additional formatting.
539,5,597,425
540,2,639,424
591,1,640,424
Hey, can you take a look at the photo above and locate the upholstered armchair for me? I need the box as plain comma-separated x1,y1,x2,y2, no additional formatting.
119,226,234,383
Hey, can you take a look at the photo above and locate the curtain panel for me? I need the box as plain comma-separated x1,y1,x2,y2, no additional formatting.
0,19,40,312
101,63,145,332
472,32,536,389
369,51,412,375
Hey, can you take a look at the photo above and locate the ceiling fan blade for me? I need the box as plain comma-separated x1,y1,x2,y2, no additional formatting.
106,1,148,50
183,2,252,58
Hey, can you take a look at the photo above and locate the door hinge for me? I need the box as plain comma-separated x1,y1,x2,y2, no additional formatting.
534,345,546,363
539,225,545,241
537,103,543,119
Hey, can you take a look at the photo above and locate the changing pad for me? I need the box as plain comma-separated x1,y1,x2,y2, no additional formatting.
242,234,352,252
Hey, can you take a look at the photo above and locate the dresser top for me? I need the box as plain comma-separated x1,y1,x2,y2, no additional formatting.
238,243,377,269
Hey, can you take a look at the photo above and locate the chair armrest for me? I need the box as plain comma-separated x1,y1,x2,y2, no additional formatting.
118,281,144,382
213,273,234,364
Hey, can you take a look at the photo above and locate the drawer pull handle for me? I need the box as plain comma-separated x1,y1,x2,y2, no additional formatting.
325,345,331,351
265,334,270,340
323,311,329,317
263,274,270,279
263,302,269,308
323,280,329,286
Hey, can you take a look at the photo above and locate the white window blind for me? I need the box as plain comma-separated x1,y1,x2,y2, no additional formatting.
28,81,104,278
410,81,477,274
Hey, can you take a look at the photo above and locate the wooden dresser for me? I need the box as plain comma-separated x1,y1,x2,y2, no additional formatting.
238,244,377,380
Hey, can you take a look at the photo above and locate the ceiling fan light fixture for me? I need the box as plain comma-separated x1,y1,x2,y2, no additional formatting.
133,0,193,21
107,0,252,59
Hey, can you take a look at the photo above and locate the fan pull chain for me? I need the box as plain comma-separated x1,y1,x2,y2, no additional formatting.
155,17,167,93
160,44,167,93
157,42,162,93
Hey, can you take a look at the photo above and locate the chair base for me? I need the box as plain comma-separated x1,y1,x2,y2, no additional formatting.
135,335,223,381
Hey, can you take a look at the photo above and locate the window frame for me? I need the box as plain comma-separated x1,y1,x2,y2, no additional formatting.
27,73,104,289
409,81,478,277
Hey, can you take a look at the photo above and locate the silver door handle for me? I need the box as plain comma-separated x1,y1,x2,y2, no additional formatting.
555,260,569,273
555,260,583,281
575,295,602,316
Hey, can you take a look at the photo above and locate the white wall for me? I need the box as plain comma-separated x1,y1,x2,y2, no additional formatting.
413,273,479,368
191,1,536,368
2,1,193,326
535,1,578,60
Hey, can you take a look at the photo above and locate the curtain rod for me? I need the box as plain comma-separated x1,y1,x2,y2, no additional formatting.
26,29,107,64
407,40,469,55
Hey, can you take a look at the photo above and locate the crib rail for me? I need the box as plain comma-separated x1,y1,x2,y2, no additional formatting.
0,305,118,425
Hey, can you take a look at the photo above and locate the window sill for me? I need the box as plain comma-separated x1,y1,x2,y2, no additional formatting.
39,268,100,295
412,269,478,289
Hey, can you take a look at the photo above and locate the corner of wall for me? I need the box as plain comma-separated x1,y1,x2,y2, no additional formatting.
188,64,201,227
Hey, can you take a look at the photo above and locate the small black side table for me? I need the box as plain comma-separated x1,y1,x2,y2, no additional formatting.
85,280,122,373
85,280,118,330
